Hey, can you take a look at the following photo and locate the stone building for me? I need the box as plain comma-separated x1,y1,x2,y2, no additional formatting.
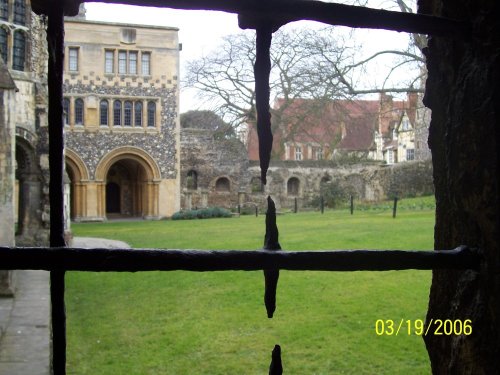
0,0,49,294
63,14,181,221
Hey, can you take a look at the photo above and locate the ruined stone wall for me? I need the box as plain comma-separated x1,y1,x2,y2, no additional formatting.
246,159,434,211
419,0,500,373
180,127,249,210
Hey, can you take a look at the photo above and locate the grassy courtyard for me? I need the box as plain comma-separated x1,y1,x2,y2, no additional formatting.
67,198,435,374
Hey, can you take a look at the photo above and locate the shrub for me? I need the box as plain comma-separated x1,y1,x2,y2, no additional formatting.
171,207,232,220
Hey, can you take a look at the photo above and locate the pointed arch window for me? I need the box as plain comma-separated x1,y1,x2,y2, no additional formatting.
124,101,132,126
0,27,7,64
134,102,143,127
74,98,84,125
147,101,156,127
113,100,122,126
12,31,25,71
13,0,26,25
100,100,109,126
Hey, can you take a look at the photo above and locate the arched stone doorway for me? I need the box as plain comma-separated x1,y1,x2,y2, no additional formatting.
95,147,161,220
104,159,146,217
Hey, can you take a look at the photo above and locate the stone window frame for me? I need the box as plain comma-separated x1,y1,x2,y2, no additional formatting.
141,51,151,76
118,50,127,74
74,98,84,126
12,29,25,71
113,100,122,126
124,101,133,126
134,101,143,127
12,0,24,26
147,101,156,127
68,46,79,72
128,51,138,74
99,99,109,127
0,26,7,63
63,98,70,126
104,49,114,74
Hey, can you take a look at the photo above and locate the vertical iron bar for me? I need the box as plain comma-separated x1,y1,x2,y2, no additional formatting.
254,25,273,184
350,195,354,215
47,5,67,374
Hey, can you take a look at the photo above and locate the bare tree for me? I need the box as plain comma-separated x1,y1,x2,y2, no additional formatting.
184,26,358,129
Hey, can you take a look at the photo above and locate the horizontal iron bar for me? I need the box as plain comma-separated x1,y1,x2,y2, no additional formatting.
0,246,479,272
80,0,469,38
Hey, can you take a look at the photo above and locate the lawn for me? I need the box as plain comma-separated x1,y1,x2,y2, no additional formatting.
67,199,435,374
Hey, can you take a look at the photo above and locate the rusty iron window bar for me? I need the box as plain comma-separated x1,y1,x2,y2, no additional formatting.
3,1,476,374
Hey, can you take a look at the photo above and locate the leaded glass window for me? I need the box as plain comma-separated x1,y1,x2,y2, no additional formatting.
113,100,122,126
100,100,109,126
118,51,127,74
105,50,114,74
129,52,137,74
12,31,25,71
0,0,8,21
74,98,84,125
68,48,78,72
141,52,150,75
147,101,156,127
13,0,25,25
134,102,142,127
124,101,132,126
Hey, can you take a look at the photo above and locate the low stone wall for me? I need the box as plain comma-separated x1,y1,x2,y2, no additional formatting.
245,159,434,211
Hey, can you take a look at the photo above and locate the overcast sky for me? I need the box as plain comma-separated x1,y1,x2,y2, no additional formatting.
84,2,413,113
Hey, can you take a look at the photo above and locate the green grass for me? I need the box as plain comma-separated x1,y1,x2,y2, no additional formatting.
67,198,435,374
